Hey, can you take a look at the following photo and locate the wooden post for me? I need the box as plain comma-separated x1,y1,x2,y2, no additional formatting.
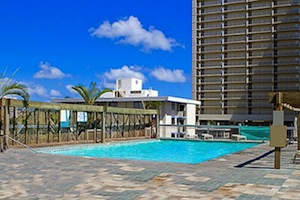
122,113,125,138
128,114,131,137
12,107,16,145
58,110,61,143
4,105,9,150
274,147,281,169
134,114,136,137
110,112,112,139
36,109,40,144
94,112,97,143
101,107,106,143
150,114,153,138
75,111,78,141
47,110,50,143
156,113,159,138
274,92,283,169
297,113,300,151
24,108,28,144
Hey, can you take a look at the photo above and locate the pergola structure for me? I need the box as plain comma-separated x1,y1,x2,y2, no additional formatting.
269,92,300,164
0,98,158,152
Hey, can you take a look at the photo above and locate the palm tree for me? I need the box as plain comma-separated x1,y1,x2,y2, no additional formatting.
72,82,111,105
0,68,29,104
72,82,111,132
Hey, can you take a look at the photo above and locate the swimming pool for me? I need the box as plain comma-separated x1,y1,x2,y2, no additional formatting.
37,140,260,164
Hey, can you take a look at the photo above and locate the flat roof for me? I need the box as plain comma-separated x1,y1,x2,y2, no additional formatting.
52,96,201,105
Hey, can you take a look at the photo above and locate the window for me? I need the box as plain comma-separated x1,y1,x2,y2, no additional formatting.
172,103,175,110
133,101,142,109
109,102,118,107
172,118,176,125
130,91,142,94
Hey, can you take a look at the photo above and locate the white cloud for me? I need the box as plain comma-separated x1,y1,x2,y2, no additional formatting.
103,65,146,81
26,84,49,98
90,16,178,51
102,81,116,89
150,67,186,83
34,62,69,79
50,89,62,97
66,84,78,94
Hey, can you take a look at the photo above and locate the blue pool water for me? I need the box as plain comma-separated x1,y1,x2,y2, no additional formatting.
38,140,260,164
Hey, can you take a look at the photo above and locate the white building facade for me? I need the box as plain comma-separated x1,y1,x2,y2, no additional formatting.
53,78,200,138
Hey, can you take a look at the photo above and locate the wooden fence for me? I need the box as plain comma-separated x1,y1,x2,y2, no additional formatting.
0,98,158,151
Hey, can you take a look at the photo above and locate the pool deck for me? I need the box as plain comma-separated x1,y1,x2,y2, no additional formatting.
0,141,300,199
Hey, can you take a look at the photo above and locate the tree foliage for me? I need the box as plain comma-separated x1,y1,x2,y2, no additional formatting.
0,68,30,105
72,82,111,105
145,101,161,109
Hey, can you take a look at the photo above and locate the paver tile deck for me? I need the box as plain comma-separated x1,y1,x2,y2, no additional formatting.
0,141,299,199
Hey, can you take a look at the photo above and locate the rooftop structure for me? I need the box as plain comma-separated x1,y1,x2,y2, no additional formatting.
101,78,158,98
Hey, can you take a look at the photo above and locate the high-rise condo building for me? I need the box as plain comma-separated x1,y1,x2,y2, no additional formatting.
192,0,300,125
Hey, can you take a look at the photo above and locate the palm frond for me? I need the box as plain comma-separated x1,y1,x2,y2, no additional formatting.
72,83,112,105
0,68,30,106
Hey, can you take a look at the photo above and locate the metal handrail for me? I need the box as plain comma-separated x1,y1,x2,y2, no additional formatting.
4,135,39,153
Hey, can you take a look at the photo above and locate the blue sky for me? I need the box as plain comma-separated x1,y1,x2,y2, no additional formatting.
0,0,192,102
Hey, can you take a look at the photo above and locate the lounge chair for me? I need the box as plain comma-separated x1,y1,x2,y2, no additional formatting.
231,134,247,141
201,133,213,140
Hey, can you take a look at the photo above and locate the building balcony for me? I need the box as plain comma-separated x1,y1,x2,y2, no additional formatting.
248,61,273,67
201,48,222,53
224,23,246,29
200,25,223,31
200,57,222,61
277,86,300,90
224,32,246,37
224,96,247,100
202,87,221,92
277,77,299,82
249,86,273,91
274,43,299,49
198,81,221,85
199,33,222,39
251,69,273,74
225,71,246,76
249,95,268,100
224,0,246,5
276,69,299,74
200,73,222,77
223,47,246,52
248,53,273,59
224,78,246,84
249,103,272,108
248,37,273,43
275,35,299,41
251,78,273,83
248,21,272,27
200,9,222,15
224,15,246,21
274,0,300,7
224,39,246,44
224,8,247,13
224,63,246,68
248,12,272,19
248,5,272,11
200,1,220,8
200,17,222,23
224,55,246,60
248,29,273,34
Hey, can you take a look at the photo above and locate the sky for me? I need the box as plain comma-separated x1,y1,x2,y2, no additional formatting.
0,0,192,102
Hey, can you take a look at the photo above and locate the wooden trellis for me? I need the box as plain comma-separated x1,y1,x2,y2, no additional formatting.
0,98,158,151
